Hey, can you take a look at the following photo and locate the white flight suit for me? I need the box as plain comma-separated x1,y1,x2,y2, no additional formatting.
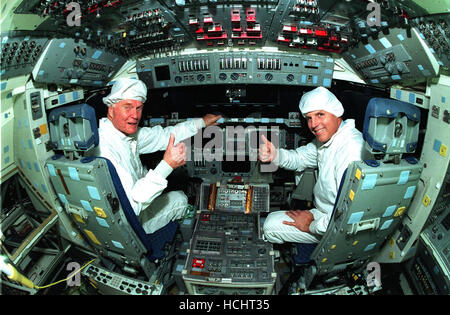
96,117,205,234
263,119,367,244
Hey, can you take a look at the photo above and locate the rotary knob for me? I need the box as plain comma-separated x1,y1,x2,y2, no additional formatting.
287,74,294,82
265,73,273,81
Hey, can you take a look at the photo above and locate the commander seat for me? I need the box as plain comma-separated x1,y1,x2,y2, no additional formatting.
45,103,178,281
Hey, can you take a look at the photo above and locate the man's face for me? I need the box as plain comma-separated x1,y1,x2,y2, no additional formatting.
108,99,144,136
305,110,342,143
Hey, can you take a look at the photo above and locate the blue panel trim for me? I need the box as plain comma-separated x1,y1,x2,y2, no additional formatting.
87,186,101,200
380,219,393,230
383,205,396,217
404,186,416,199
362,173,377,190
364,243,376,251
347,211,364,224
80,200,94,212
433,139,442,152
92,50,102,59
397,170,410,185
96,217,110,228
47,164,57,176
68,166,80,181
365,44,376,54
112,240,124,249
379,37,392,48
58,193,68,204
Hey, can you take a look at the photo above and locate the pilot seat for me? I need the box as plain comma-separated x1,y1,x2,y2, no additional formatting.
45,103,180,284
283,97,423,294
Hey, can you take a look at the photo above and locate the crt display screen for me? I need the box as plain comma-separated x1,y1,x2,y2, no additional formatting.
154,65,170,81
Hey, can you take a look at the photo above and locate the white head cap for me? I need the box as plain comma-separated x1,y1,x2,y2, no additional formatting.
298,86,344,118
103,78,147,107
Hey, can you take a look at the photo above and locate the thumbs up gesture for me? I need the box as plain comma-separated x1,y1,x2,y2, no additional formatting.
258,134,277,163
163,133,187,169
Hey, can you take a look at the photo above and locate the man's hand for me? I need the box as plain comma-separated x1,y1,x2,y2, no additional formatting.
163,133,187,169
282,210,314,233
202,114,222,127
258,134,277,163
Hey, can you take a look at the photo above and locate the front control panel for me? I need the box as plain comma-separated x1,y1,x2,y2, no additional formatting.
182,210,276,295
137,51,334,89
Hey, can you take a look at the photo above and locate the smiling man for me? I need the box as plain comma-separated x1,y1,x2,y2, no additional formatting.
97,77,221,234
259,86,367,244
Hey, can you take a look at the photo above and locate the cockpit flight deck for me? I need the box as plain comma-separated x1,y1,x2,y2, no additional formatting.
0,0,449,297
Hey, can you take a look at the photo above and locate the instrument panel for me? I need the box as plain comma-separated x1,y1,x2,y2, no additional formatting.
137,51,334,88
1,0,446,88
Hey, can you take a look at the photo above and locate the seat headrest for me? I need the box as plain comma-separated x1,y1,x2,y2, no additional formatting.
48,103,99,153
363,98,420,155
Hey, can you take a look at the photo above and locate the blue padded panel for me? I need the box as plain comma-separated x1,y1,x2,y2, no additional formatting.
363,98,420,153
147,221,179,261
330,168,348,219
100,157,178,261
294,243,318,265
293,168,348,264
99,157,153,253
48,103,99,151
